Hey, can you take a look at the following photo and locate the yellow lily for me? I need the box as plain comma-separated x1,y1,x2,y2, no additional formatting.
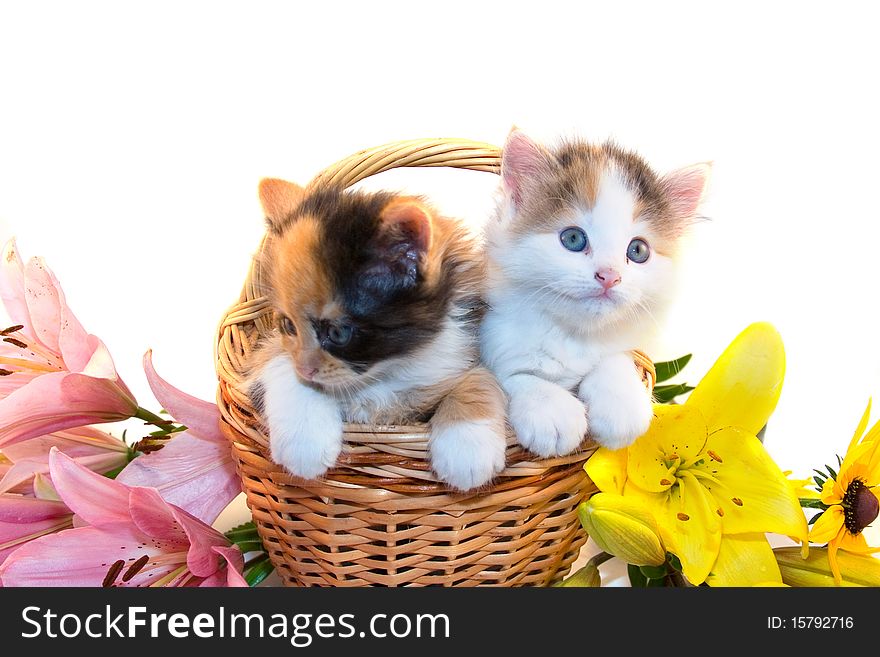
586,323,808,585
808,401,880,584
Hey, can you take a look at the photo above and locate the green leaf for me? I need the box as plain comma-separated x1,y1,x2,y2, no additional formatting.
799,497,829,510
102,465,126,480
243,554,274,587
653,354,692,383
639,564,668,579
628,563,649,587
825,464,838,480
224,521,261,543
667,553,683,572
646,576,668,587
813,475,825,489
809,511,825,526
235,540,266,554
652,383,695,404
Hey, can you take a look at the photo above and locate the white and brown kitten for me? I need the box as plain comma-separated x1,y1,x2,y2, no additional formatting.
480,130,709,455
246,179,507,490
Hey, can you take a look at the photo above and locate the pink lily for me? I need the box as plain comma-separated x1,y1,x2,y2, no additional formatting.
0,449,247,587
116,351,239,525
0,239,138,448
0,426,129,495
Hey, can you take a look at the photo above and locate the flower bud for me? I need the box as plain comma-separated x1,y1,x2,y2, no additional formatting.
775,547,880,586
578,493,666,566
556,562,601,587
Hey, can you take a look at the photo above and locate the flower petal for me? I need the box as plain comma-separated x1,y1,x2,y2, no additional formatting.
584,446,628,494
202,545,248,588
22,256,68,356
0,522,167,586
0,452,127,495
698,427,808,542
0,239,35,339
626,405,707,493
126,486,189,544
48,448,131,525
626,472,721,585
706,533,781,586
0,494,70,523
128,487,229,578
686,322,785,435
2,426,127,463
117,431,240,524
143,350,222,441
0,371,138,448
843,400,872,468
809,505,844,544
0,516,73,565
837,529,880,554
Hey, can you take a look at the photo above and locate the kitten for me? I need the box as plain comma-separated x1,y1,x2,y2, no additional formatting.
480,129,709,455
246,178,507,490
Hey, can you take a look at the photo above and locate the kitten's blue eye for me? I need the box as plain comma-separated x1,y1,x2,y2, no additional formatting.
627,238,650,263
560,227,588,252
326,323,353,346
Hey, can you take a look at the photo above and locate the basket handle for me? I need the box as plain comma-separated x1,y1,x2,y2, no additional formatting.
306,138,501,190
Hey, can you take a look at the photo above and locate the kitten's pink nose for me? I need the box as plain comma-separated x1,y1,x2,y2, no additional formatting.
295,361,320,381
296,365,318,381
594,268,621,290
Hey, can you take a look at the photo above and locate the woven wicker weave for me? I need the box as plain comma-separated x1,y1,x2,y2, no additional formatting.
215,138,656,587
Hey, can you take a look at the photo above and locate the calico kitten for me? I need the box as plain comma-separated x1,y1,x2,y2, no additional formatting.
480,129,709,455
247,178,507,490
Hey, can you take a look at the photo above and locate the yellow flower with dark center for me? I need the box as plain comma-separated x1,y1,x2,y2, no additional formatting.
808,401,880,584
586,323,808,585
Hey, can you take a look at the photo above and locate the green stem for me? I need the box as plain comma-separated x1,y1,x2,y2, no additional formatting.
134,406,175,429
587,551,614,569
799,498,829,510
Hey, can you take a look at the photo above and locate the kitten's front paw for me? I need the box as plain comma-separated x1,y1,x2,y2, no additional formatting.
579,369,653,449
430,419,507,491
268,400,344,480
508,381,588,457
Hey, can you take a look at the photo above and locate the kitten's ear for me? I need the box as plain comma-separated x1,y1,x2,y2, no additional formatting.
661,163,711,219
362,200,433,290
501,128,555,208
258,178,305,232
379,199,432,254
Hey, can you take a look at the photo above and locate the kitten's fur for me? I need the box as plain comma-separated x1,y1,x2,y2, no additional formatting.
480,129,709,455
246,179,507,490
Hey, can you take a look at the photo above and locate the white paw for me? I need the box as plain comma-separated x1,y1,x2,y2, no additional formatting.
508,380,588,457
579,359,653,449
261,354,344,479
429,419,507,491
269,405,344,479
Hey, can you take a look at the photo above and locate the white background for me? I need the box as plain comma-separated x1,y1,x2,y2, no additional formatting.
2,2,879,572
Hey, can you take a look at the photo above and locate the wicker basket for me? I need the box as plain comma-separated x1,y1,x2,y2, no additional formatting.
215,138,656,587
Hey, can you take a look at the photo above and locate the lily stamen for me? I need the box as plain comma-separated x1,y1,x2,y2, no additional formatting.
121,554,151,582
2,337,28,349
102,559,126,588
0,324,24,335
